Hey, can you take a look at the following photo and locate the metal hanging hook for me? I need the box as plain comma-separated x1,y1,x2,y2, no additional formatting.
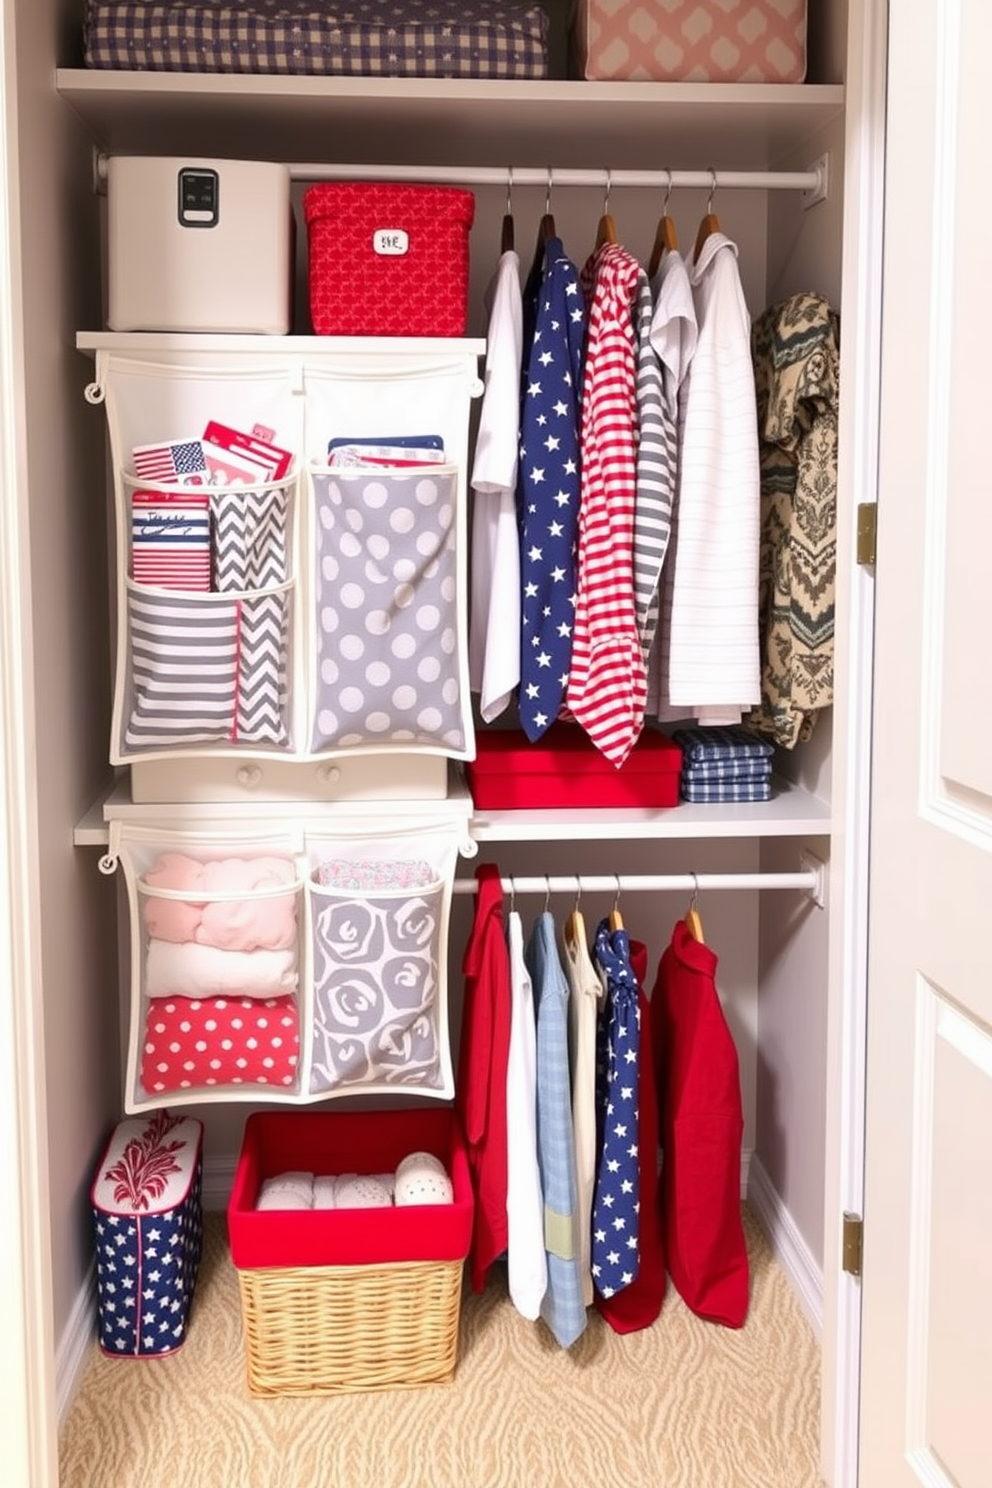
663,168,673,213
545,166,554,216
707,167,718,213
603,167,612,215
613,874,622,912
506,164,513,218
544,875,552,913
573,876,582,912
689,871,700,912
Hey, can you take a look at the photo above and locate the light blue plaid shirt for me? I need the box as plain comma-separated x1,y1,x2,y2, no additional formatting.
527,911,587,1348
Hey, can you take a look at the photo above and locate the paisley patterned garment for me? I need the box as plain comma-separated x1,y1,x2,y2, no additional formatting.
747,292,840,748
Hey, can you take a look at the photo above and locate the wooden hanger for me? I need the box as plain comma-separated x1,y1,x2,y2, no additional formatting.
648,172,679,278
684,876,705,943
500,166,515,254
693,169,721,263
564,881,586,955
595,169,618,250
608,877,624,932
529,168,557,279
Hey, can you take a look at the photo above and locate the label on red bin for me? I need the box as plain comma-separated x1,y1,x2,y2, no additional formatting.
373,229,409,256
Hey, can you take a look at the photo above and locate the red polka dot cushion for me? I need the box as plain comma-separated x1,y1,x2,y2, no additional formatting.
141,995,299,1095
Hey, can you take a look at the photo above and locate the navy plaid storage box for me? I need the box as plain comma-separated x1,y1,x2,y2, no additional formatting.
83,0,550,78
90,1111,204,1359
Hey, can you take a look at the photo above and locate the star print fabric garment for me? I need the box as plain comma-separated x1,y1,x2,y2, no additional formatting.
517,236,586,741
527,909,587,1348
566,243,647,767
594,939,667,1334
591,916,641,1298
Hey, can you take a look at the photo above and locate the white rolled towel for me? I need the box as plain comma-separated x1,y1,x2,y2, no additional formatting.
145,938,298,999
394,1150,453,1206
334,1173,393,1209
257,1171,314,1210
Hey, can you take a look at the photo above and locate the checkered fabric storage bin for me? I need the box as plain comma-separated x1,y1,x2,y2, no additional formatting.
83,0,550,78
91,1111,204,1358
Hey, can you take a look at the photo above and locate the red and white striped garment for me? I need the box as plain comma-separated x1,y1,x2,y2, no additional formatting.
566,242,646,767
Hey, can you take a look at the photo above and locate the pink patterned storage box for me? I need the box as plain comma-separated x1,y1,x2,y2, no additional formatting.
571,0,807,83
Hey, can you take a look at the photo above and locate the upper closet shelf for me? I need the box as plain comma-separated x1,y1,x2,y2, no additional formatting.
56,72,844,172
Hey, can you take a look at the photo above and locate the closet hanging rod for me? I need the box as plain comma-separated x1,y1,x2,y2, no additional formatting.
89,155,824,197
281,163,824,193
453,863,825,906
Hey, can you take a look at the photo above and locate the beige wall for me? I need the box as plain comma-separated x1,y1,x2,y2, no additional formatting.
14,0,119,1344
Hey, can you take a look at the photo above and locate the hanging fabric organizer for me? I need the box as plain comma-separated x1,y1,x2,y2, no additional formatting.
83,342,484,803
100,814,472,1113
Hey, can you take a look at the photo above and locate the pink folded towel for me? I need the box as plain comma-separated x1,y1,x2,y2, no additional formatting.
143,852,298,951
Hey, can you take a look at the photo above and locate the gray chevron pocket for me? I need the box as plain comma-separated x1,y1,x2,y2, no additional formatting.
212,486,292,748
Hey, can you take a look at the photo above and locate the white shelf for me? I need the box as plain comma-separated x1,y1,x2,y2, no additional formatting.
74,776,477,846
77,777,831,847
76,332,487,356
469,783,832,842
56,72,844,173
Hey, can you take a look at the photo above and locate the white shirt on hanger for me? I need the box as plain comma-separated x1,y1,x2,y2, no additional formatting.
665,232,761,719
469,249,522,723
505,908,548,1321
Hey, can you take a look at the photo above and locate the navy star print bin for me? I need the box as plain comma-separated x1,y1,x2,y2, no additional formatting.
91,1110,204,1358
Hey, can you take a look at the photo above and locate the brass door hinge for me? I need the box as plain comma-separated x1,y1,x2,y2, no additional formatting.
857,504,877,567
842,1212,863,1277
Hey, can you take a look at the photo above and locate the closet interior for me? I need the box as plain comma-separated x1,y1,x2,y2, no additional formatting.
40,0,870,1480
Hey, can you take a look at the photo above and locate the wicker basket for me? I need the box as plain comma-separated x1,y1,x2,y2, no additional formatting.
238,1257,464,1396
228,1109,472,1397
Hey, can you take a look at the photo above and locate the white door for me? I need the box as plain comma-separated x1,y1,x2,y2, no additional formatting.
859,1,992,1484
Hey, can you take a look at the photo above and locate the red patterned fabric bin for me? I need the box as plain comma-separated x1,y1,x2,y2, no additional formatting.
91,1111,204,1358
466,723,683,808
571,0,807,83
303,184,475,337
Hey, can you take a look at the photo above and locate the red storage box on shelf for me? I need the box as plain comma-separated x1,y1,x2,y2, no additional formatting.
228,1108,473,1396
466,723,683,809
303,183,475,337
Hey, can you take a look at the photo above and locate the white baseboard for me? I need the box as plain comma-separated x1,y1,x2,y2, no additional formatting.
55,1260,96,1431
746,1154,824,1340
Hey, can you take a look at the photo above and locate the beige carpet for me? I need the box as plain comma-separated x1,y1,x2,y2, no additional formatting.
59,1207,822,1488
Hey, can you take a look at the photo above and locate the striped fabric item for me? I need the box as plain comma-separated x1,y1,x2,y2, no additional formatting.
83,0,550,78
131,490,211,591
124,590,240,749
631,272,677,663
566,243,647,768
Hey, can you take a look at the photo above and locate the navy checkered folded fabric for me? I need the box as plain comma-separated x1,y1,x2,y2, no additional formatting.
681,758,772,783
83,0,550,78
673,725,775,763
681,778,773,803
